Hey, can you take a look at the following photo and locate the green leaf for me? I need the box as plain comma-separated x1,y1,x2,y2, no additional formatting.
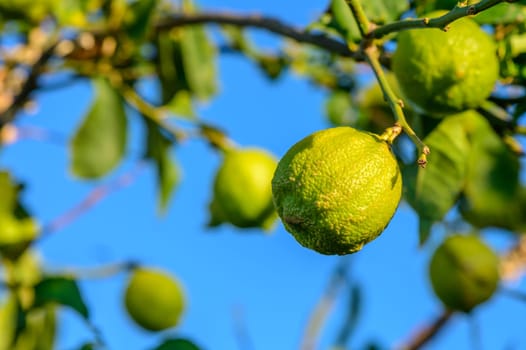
33,277,89,320
125,0,159,41
156,31,188,104
70,77,128,179
361,0,409,24
144,121,180,214
13,305,56,350
0,171,18,215
179,6,217,100
163,91,195,119
403,112,473,243
330,0,360,41
459,115,525,231
0,294,18,350
151,338,201,350
474,3,525,24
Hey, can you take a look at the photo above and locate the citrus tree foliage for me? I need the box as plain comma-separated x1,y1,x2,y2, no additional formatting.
0,0,525,349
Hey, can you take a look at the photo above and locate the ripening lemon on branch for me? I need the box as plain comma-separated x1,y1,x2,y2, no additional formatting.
271,126,402,255
392,12,499,116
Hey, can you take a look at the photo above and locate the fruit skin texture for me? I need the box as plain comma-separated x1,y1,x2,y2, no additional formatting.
124,268,185,332
209,148,278,230
429,234,499,312
392,14,498,116
271,127,402,255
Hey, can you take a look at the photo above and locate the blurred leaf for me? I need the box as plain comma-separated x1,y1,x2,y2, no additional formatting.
179,16,217,99
70,77,128,179
33,277,89,320
403,112,473,244
474,3,525,24
156,31,188,104
13,306,56,350
334,284,362,347
164,91,195,119
325,90,355,126
77,343,95,350
151,338,201,350
0,171,18,215
330,0,360,41
0,295,18,350
459,115,525,230
125,0,159,41
144,121,180,214
361,0,408,23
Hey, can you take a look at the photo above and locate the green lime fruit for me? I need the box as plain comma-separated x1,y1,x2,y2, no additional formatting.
124,268,185,332
429,234,500,312
392,13,499,116
0,214,39,261
209,147,278,230
272,126,402,255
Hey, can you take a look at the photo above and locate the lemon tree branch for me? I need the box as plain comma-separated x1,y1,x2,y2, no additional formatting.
363,45,429,166
345,0,372,37
155,12,359,59
368,0,511,39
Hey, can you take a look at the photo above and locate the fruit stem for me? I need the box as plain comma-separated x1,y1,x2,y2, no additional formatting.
363,45,430,167
367,0,509,40
345,0,373,37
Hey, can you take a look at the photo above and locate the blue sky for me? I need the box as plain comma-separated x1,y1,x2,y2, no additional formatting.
1,1,526,349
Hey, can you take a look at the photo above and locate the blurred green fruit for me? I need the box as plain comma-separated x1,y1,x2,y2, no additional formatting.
429,234,500,312
209,147,278,230
124,268,185,332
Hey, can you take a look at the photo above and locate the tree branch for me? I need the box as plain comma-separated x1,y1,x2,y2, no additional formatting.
401,310,454,350
0,41,57,127
154,12,360,59
368,0,510,39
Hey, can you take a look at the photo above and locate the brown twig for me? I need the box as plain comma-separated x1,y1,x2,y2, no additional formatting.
39,161,146,238
155,12,359,59
400,309,454,350
0,41,58,127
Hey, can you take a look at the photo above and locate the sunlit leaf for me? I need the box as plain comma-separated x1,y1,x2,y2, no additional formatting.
164,91,195,119
70,77,128,179
0,294,18,350
33,277,89,320
13,305,56,350
330,0,360,41
474,3,525,24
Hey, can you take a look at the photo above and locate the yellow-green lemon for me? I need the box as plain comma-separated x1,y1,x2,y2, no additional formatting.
209,147,278,230
392,13,498,116
124,268,185,332
271,127,402,255
429,234,500,312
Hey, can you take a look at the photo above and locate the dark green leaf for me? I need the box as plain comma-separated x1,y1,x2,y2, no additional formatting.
156,31,188,104
151,338,201,350
404,113,471,220
0,171,18,215
33,277,89,320
459,115,525,231
403,112,474,244
144,121,180,214
70,77,128,179
125,0,159,41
